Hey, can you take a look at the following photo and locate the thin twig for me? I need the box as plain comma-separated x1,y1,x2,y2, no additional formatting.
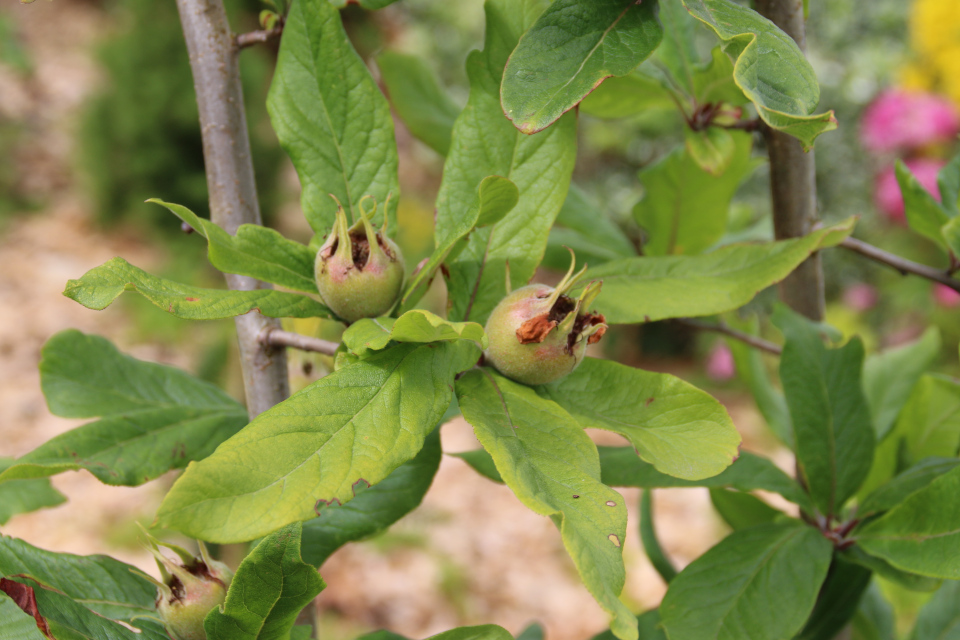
677,319,783,356
236,25,283,49
840,236,960,293
259,328,340,356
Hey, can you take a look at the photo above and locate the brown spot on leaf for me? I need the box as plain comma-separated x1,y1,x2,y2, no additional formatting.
572,495,580,499
645,397,654,407
605,501,617,507
185,297,199,302
1,578,51,638
608,534,621,547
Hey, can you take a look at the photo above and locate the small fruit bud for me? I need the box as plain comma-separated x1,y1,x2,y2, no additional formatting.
315,195,405,323
136,529,232,640
484,251,606,385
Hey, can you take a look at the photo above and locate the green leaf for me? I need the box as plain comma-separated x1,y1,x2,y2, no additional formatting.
863,327,941,440
148,200,318,293
634,131,759,256
428,626,513,640
776,307,875,517
581,219,854,324
725,315,792,447
912,579,960,640
357,632,408,640
500,0,663,134
300,428,441,567
942,217,960,259
590,610,666,640
158,341,480,543
435,0,577,325
343,310,487,357
639,491,678,584
0,592,47,640
598,446,811,510
841,546,941,593
269,0,399,237
400,176,519,313
795,558,872,640
691,47,747,107
680,0,836,149
684,127,738,177
579,72,675,119
0,535,156,621
542,184,636,270
204,523,325,640
378,51,460,156
851,583,895,640
64,258,332,320
0,331,248,487
938,152,960,219
328,0,399,8
515,623,544,640
659,522,833,640
536,357,740,481
896,160,951,250
0,460,65,525
456,369,636,640
895,374,960,462
652,0,702,97
709,488,782,531
856,465,960,579
859,457,960,518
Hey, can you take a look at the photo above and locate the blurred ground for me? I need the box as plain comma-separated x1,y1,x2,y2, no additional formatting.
0,2,791,639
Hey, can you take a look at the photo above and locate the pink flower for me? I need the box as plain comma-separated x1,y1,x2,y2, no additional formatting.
861,90,959,154
706,343,735,381
842,284,879,311
874,158,945,222
934,284,960,308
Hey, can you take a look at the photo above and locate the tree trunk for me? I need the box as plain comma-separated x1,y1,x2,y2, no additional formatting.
175,0,289,418
755,0,825,321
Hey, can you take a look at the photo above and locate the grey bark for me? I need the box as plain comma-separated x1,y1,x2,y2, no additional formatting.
176,0,289,418
755,0,825,321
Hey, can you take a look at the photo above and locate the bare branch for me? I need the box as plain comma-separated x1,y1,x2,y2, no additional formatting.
176,0,289,418
840,236,960,293
237,25,283,49
259,328,340,356
677,319,783,356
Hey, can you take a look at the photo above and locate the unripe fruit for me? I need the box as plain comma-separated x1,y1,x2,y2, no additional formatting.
315,195,405,323
138,530,232,640
484,254,606,385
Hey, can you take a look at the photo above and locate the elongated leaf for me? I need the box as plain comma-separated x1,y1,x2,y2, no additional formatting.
684,127,737,177
158,341,480,542
0,331,248,487
205,523,325,640
456,369,636,640
639,491,678,584
856,465,960,579
269,0,399,236
709,489,782,531
0,460,65,525
681,0,836,148
343,311,486,357
598,446,811,510
841,546,941,593
149,200,317,293
912,579,960,640
65,258,332,320
897,160,951,250
652,0,701,97
776,307,875,517
428,626,513,640
634,131,759,256
543,184,636,270
536,357,740,481
400,176,518,313
582,220,854,324
859,457,960,518
938,153,960,218
300,428,441,567
579,72,675,119
898,374,960,461
378,51,460,156
795,558,872,640
0,592,46,640
863,327,941,440
450,449,504,483
851,583,895,640
435,0,577,325
590,610,666,640
501,0,663,134
659,522,833,640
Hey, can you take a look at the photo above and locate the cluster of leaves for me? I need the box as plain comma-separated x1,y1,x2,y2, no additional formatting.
3,0,959,639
